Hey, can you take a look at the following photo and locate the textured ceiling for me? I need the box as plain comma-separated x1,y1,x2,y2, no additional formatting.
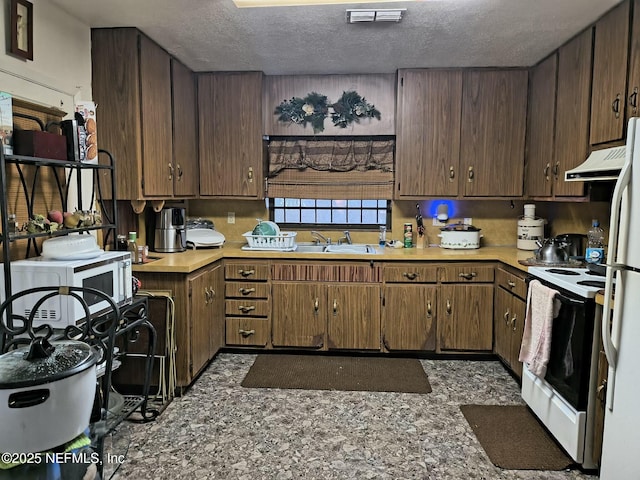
51,0,623,75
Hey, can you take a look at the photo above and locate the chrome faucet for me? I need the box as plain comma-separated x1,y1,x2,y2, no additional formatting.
311,231,331,245
342,230,353,245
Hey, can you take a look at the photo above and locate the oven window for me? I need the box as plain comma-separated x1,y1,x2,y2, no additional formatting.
82,271,114,306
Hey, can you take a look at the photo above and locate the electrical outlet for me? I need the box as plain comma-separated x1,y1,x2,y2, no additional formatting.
227,212,235,224
464,217,472,225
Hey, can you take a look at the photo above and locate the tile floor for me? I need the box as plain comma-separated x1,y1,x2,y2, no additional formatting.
109,353,598,480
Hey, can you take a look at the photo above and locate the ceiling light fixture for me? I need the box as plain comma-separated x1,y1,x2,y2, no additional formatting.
346,8,406,23
234,0,409,7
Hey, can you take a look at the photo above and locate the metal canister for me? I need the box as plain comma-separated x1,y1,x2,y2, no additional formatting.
403,223,413,248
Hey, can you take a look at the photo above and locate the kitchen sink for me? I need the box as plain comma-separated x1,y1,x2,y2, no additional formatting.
294,242,379,254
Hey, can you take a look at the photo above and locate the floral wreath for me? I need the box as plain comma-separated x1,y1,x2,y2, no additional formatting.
275,90,381,134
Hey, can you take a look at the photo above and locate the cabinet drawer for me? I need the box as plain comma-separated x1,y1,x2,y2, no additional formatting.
496,268,527,299
225,262,270,281
438,264,494,283
383,264,438,283
225,282,270,299
225,299,269,317
225,318,269,346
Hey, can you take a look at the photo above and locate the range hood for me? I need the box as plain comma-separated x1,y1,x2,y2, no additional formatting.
564,145,626,181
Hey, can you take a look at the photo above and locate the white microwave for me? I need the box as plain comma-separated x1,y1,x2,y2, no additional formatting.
0,251,133,328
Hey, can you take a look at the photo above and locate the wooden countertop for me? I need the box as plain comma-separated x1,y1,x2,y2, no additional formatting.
132,243,535,274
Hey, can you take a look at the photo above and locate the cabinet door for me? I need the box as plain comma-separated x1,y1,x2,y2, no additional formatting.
139,34,173,197
171,59,199,197
327,284,381,350
493,287,513,365
461,70,527,197
271,282,325,348
554,28,592,197
395,70,462,197
208,264,225,358
508,295,526,379
439,284,493,351
198,72,263,197
383,284,436,351
627,0,640,119
590,1,631,145
189,267,214,377
526,54,557,198
91,28,143,200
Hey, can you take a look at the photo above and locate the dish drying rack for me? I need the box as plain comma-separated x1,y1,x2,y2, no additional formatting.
242,231,297,251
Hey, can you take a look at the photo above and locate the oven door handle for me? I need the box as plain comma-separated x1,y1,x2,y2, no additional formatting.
554,293,585,307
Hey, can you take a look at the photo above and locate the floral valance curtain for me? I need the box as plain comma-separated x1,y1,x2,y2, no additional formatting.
266,138,395,199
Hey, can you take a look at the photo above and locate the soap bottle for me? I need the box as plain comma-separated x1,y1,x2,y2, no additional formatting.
586,219,605,264
128,231,139,264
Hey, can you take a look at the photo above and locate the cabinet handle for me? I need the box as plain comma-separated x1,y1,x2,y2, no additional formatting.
511,314,517,331
504,308,510,325
239,287,256,295
553,162,559,178
248,167,254,183
238,305,256,313
204,287,210,304
426,300,432,318
458,272,477,280
239,329,255,338
238,269,255,277
314,297,319,315
543,163,550,180
403,272,419,280
176,163,183,180
467,166,474,182
333,299,338,316
597,379,607,403
507,280,516,288
612,94,621,118
209,287,215,302
629,87,638,112
446,299,452,315
168,163,174,181
449,166,455,180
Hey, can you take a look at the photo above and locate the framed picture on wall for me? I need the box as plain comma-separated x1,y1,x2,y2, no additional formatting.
9,0,33,61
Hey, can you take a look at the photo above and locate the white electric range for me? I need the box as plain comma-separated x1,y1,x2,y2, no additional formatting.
522,265,609,470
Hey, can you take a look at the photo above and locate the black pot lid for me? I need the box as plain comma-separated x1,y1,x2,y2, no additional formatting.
441,223,481,232
0,340,96,389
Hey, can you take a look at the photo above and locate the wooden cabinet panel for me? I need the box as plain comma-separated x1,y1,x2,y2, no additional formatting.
395,70,462,197
508,294,526,379
590,1,631,145
526,54,557,198
224,261,270,281
383,264,438,283
439,284,493,351
225,298,270,317
225,281,270,299
225,318,269,346
554,28,593,197
198,72,263,198
327,284,380,350
438,264,494,283
461,70,528,197
139,34,173,197
271,282,325,348
494,286,513,365
171,59,199,197
628,0,640,119
495,267,527,299
383,284,437,351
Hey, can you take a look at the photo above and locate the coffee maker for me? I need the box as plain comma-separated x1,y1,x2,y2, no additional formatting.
154,207,186,253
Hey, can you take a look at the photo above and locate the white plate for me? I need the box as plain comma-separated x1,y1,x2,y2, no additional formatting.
41,249,104,260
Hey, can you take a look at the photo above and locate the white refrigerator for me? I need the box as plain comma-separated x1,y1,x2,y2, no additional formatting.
599,117,640,479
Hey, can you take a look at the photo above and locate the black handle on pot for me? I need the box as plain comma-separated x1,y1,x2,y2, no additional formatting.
8,389,50,409
25,337,55,360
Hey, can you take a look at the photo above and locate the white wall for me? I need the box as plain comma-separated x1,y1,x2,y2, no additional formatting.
0,0,91,117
